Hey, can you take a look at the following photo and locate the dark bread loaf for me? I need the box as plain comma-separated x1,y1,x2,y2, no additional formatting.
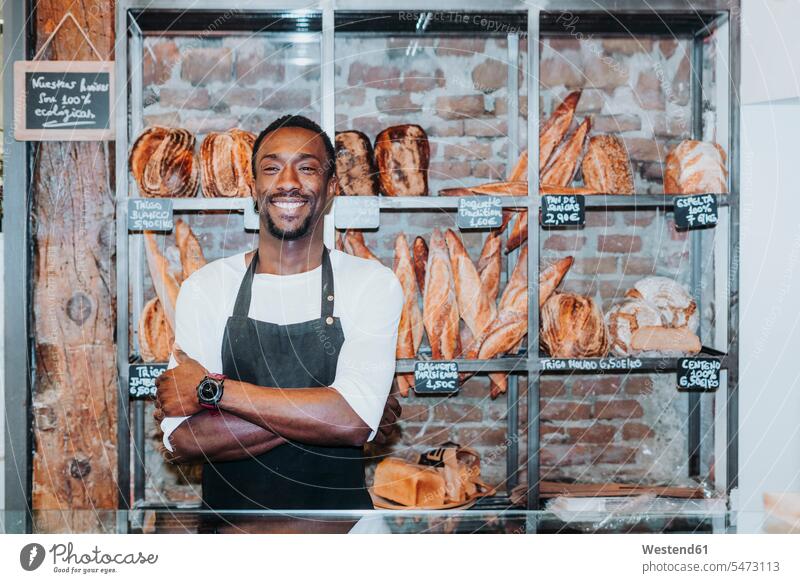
335,130,380,196
374,124,430,196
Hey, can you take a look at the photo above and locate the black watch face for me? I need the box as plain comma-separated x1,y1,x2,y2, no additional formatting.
198,378,221,403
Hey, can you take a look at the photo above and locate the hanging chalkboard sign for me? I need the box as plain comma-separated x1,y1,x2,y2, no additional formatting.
128,199,173,232
673,194,718,230
14,61,115,141
541,195,585,227
129,363,168,399
677,358,721,392
334,196,380,229
457,196,503,229
414,361,459,395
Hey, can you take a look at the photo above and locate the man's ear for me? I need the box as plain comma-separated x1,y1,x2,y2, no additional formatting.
324,173,338,209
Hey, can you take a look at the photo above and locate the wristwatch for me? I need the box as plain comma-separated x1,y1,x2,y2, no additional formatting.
197,373,226,412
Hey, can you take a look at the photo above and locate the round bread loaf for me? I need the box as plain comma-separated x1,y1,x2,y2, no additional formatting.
540,292,609,358
606,298,664,356
200,129,255,198
129,126,199,198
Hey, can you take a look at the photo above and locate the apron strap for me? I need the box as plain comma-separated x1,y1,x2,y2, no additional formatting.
232,246,335,319
320,246,335,321
232,249,260,317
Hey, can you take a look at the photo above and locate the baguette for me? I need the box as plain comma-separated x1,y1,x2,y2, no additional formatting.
540,91,582,170
174,219,207,281
540,117,592,187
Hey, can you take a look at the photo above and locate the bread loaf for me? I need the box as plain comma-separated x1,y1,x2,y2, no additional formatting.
423,229,461,359
663,140,728,194
335,130,380,196
581,135,635,194
606,298,663,356
343,231,380,263
200,129,255,198
129,126,199,198
477,232,501,302
374,124,430,196
539,256,574,307
393,234,424,397
445,229,498,346
630,326,701,355
373,458,446,507
139,297,174,362
540,292,609,358
541,117,592,187
174,219,207,281
412,236,428,296
540,91,581,170
627,276,698,331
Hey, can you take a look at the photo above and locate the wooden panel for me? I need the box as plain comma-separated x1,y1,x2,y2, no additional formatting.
30,0,118,533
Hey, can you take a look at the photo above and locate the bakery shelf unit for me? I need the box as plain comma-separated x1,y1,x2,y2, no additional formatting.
115,0,740,515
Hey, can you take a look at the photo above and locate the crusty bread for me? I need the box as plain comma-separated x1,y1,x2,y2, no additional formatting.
343,231,380,262
540,91,582,171
445,229,498,347
630,326,701,355
335,130,380,196
540,292,609,358
393,234,424,396
423,229,461,359
626,276,698,331
412,236,428,295
606,298,664,356
200,129,255,198
174,219,207,281
139,297,173,362
506,211,528,253
539,256,574,307
374,124,430,196
477,232,501,302
373,458,446,507
469,181,527,195
663,140,728,194
541,117,592,187
581,135,635,194
129,126,199,198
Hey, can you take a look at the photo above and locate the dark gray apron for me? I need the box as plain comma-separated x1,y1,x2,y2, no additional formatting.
201,246,373,510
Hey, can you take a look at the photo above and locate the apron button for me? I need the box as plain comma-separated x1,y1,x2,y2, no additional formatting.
325,316,334,325
327,294,334,302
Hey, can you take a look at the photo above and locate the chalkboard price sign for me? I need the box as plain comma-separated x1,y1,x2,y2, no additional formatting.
14,60,115,141
334,196,380,229
677,358,721,392
414,361,459,395
541,195,585,227
673,194,718,230
128,199,173,232
129,363,168,399
457,196,503,229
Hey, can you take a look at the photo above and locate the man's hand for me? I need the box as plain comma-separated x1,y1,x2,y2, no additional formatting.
372,387,402,445
154,345,208,417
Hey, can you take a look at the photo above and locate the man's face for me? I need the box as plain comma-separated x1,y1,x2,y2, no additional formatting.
252,127,335,240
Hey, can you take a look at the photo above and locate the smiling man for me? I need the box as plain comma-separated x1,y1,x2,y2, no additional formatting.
153,115,403,510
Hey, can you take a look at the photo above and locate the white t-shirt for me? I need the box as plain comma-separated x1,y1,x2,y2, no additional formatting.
160,247,403,451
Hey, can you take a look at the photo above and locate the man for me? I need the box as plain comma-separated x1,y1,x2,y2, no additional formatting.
153,115,403,511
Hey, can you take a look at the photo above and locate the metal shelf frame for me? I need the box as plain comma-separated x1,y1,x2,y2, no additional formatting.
115,0,740,516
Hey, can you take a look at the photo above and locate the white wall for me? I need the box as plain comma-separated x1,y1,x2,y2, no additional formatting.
736,0,800,532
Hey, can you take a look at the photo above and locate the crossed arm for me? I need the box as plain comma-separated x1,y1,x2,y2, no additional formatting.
153,347,401,465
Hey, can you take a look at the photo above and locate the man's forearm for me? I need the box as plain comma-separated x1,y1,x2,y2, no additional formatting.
219,381,372,447
167,410,286,464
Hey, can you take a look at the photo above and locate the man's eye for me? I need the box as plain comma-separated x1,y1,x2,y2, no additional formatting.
300,166,318,174
262,166,279,174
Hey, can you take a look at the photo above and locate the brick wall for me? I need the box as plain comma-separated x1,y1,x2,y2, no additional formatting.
136,32,718,504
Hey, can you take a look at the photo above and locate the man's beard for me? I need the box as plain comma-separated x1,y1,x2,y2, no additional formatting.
264,208,315,240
